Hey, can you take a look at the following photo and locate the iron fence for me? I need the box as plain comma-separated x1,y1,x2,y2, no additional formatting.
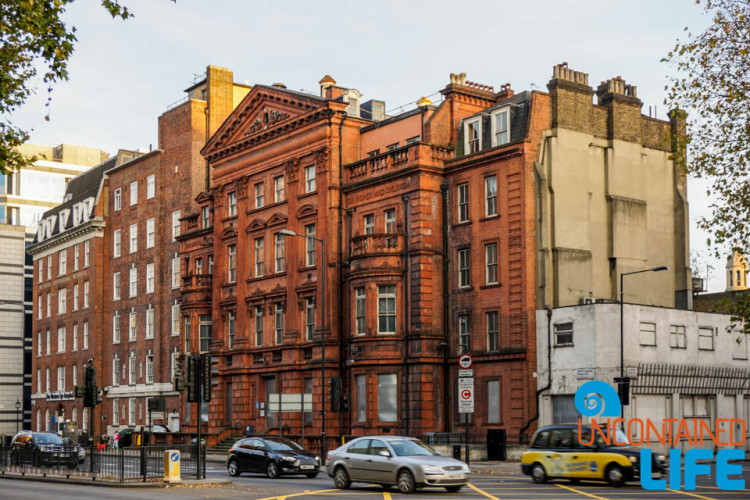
0,442,205,483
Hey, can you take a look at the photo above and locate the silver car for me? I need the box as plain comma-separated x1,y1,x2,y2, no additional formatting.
325,436,470,494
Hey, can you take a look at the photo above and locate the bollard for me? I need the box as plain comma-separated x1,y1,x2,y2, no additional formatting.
164,449,181,483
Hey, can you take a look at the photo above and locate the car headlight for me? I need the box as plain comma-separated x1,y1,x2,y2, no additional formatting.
282,456,296,462
315,456,320,463
629,456,638,464
422,465,443,474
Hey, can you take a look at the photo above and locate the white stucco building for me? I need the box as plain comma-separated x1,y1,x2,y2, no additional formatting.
536,303,750,455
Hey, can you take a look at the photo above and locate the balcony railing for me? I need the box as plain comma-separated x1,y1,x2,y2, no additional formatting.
345,142,454,182
182,274,213,291
351,233,403,258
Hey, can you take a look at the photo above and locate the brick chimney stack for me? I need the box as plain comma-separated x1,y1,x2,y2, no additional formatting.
596,75,643,143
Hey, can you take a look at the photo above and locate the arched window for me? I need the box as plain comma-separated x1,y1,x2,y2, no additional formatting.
82,408,89,431
737,270,741,286
36,410,41,431
72,408,78,423
44,409,50,431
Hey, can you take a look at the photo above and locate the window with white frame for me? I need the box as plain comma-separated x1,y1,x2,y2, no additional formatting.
227,191,237,217
128,397,136,424
57,366,65,391
36,369,41,392
377,285,396,334
457,183,469,223
37,295,42,319
485,243,498,285
199,315,212,352
255,306,263,346
487,380,501,423
45,368,50,392
47,255,51,280
305,165,316,193
72,324,78,351
363,214,374,235
274,233,285,273
305,298,315,341
255,182,265,208
227,244,236,282
171,302,180,336
112,398,120,424
639,322,657,346
129,266,137,297
129,223,137,253
698,327,714,350
128,355,136,386
356,374,367,422
172,210,181,240
73,284,79,310
58,288,67,313
184,316,191,353
84,240,89,267
170,351,178,381
465,118,481,154
670,324,686,348
459,314,470,354
57,326,66,353
82,408,88,431
377,373,397,422
384,209,396,233
59,249,67,275
554,321,573,347
38,260,43,282
682,395,711,419
72,364,78,386
83,322,88,349
129,310,137,341
201,205,210,229
146,218,155,248
146,306,154,339
171,254,180,288
129,181,138,205
208,254,213,274
458,248,471,288
305,224,316,266
46,293,50,317
74,245,79,270
46,329,50,355
274,302,284,345
355,287,366,335
114,188,122,210
112,355,120,387
255,238,264,277
487,311,499,351
485,175,497,217
146,354,154,384
274,175,285,202
146,263,154,293
83,281,89,308
195,258,202,275
227,310,236,348
113,272,121,300
147,174,155,199
37,331,42,356
492,108,510,146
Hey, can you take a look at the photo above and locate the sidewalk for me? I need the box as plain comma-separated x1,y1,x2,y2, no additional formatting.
0,470,232,488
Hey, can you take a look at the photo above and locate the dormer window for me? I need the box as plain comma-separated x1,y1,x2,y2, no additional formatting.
491,108,510,147
465,118,481,154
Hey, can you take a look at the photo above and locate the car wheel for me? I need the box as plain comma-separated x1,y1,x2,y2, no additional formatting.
606,464,624,488
531,462,548,484
397,469,416,494
227,459,240,477
333,466,351,489
266,460,280,479
445,485,462,492
305,472,318,479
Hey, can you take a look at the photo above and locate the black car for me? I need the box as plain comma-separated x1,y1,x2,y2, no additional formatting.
227,436,320,478
10,431,79,468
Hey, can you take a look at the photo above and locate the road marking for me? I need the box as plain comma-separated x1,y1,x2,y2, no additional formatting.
666,490,718,500
255,489,339,500
555,483,611,499
468,482,501,499
382,491,392,500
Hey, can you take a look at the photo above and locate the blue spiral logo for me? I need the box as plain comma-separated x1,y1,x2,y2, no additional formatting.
574,381,621,418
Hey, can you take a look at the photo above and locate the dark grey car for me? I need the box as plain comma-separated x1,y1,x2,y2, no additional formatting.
325,436,470,494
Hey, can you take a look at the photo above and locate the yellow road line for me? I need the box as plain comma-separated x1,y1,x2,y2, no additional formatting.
467,482,501,499
382,490,392,500
666,489,718,500
555,483,611,500
256,488,340,500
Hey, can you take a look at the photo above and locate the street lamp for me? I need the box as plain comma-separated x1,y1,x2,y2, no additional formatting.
278,229,327,464
619,265,669,420
15,399,21,433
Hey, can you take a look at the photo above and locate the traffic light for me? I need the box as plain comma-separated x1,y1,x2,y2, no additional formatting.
340,393,350,412
329,377,342,412
187,355,198,403
202,354,212,402
173,354,186,392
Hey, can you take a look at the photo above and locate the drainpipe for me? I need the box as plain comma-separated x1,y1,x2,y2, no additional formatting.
401,194,410,436
337,114,346,439
440,182,450,432
519,306,553,437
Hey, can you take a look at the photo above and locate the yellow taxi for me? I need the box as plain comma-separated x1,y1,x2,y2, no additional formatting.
520,424,666,487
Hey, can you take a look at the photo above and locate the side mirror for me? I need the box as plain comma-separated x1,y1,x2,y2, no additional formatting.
378,450,391,457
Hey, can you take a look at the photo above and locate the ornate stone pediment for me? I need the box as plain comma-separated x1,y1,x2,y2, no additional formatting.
247,218,267,232
245,108,290,135
266,213,288,227
296,204,317,219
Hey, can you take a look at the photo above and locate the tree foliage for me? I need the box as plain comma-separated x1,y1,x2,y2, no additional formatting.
664,0,750,332
0,1,164,174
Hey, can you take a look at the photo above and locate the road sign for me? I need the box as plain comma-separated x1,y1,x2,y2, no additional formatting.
458,354,473,369
576,368,595,380
267,393,313,412
458,369,473,377
458,377,474,413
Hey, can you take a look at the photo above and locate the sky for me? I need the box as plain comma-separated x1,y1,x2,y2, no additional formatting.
10,0,727,292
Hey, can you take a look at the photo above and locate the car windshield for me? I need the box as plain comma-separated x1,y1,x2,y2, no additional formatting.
34,434,63,445
265,438,303,452
389,439,438,457
601,428,629,447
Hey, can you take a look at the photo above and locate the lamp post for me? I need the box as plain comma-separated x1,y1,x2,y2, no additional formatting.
15,399,21,433
279,229,327,464
619,266,669,421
